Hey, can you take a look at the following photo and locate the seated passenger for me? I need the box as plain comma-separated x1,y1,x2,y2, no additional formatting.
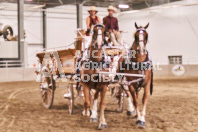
86,6,101,36
103,6,122,46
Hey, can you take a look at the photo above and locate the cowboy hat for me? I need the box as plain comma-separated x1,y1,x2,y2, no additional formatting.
107,5,117,13
88,6,98,13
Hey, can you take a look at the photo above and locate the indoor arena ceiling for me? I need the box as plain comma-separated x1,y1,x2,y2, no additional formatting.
1,0,181,10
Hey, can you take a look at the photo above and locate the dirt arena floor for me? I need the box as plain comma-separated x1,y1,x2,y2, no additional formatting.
0,78,198,132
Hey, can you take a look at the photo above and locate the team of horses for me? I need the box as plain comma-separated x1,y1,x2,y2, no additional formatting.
79,22,153,129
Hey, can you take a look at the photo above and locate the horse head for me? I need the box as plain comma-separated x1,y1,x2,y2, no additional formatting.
134,22,149,56
91,23,107,49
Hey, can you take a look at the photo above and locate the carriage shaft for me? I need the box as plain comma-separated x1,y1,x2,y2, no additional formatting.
99,72,145,78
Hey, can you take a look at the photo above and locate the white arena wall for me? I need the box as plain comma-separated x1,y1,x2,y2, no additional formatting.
3,2,198,66
0,68,37,82
118,0,198,65
0,4,109,67
1,1,198,82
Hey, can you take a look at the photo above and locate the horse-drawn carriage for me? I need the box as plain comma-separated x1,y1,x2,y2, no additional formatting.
36,28,127,114
36,23,153,129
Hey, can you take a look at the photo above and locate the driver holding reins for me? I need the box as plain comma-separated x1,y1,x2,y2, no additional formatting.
103,6,122,46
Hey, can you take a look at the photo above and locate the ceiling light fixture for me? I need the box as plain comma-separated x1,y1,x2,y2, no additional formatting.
118,4,129,9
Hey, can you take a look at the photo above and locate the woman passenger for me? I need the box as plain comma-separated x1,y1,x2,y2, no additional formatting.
86,6,101,36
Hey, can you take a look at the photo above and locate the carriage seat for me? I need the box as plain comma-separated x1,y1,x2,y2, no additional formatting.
74,29,92,51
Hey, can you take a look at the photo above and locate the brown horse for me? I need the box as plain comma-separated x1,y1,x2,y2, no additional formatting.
118,22,153,128
80,23,110,129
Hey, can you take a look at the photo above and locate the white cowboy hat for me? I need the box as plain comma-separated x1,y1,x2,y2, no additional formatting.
88,6,98,13
107,5,117,13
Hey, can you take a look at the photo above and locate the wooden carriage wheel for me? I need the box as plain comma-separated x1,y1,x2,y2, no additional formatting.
68,83,75,114
40,73,55,109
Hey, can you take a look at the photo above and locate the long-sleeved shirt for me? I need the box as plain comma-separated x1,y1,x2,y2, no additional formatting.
103,15,119,31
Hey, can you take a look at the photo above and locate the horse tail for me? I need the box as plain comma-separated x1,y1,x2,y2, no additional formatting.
150,69,153,95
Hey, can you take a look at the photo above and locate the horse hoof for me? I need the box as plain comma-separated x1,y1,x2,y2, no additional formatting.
127,110,136,116
90,117,98,122
98,123,107,130
136,120,145,128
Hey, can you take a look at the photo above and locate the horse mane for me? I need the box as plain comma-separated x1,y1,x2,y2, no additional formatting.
133,32,136,38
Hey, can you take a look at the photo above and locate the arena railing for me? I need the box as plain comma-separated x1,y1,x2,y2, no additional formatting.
0,60,23,68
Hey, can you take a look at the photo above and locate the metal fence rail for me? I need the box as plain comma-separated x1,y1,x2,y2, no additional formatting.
0,60,23,68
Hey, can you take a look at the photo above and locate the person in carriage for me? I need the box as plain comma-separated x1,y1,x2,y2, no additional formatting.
103,6,123,46
64,6,101,98
86,6,102,36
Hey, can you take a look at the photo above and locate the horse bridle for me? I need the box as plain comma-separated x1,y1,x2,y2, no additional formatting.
91,24,107,49
135,28,148,54
135,28,148,45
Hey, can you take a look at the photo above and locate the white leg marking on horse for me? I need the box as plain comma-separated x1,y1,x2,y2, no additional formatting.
137,108,143,121
138,115,145,122
82,109,91,117
127,97,135,112
100,115,106,124
137,105,146,122
139,105,146,122
91,99,98,118
142,105,146,116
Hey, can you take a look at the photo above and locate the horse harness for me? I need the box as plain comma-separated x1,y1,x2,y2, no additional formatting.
121,51,153,94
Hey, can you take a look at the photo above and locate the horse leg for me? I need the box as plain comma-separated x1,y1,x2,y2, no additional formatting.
82,85,91,117
129,85,140,119
125,89,136,117
89,92,93,110
116,86,124,113
138,80,151,128
90,89,100,122
98,85,107,129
